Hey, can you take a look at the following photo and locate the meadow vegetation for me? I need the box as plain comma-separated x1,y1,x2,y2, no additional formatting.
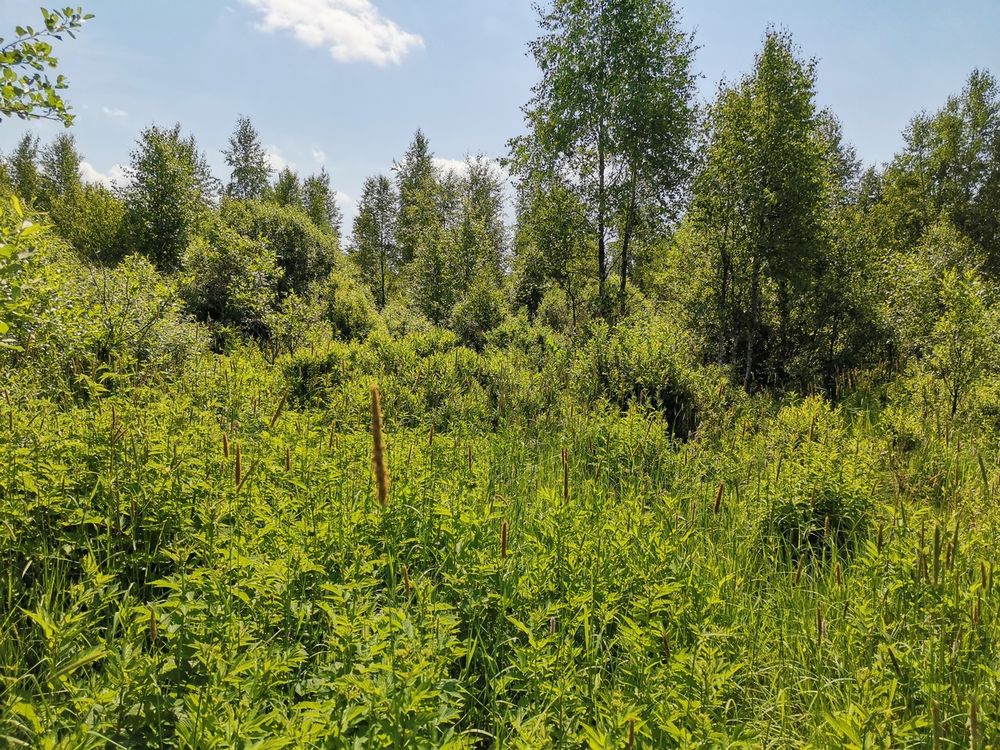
2,2,1000,747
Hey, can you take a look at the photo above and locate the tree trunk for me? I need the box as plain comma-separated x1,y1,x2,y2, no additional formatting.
597,139,607,302
619,174,638,317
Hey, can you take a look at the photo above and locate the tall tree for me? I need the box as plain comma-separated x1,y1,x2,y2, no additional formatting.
879,69,1000,273
271,167,301,207
511,0,697,313
688,30,830,389
394,129,436,264
350,174,399,308
7,133,40,203
223,116,271,200
513,171,592,322
39,132,82,204
121,123,218,271
302,168,342,237
456,155,506,289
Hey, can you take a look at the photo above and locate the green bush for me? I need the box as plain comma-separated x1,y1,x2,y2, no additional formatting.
321,268,382,341
571,311,713,438
450,278,507,351
221,198,337,295
760,397,876,558
49,183,126,264
382,299,433,338
180,218,281,340
10,247,206,393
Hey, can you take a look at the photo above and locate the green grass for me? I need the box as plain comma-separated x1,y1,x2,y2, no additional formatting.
1,350,998,748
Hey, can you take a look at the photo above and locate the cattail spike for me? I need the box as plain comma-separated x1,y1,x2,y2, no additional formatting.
714,482,724,514
562,447,569,502
500,519,509,560
370,384,389,508
222,432,230,460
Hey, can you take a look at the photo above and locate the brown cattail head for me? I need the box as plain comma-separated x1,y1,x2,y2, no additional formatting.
876,524,884,553
714,482,724,514
561,447,569,502
370,384,389,508
835,563,842,588
269,389,289,430
661,630,671,662
235,443,242,487
222,432,230,460
887,646,903,680
627,718,635,750
403,564,412,597
149,607,158,645
500,519,509,560
970,699,979,748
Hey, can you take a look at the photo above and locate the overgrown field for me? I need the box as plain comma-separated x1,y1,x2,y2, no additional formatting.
2,333,999,748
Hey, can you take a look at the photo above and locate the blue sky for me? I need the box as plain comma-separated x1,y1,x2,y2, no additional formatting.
3,0,1000,223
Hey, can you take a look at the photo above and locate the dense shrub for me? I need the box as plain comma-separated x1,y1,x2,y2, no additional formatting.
180,218,281,340
221,198,337,295
10,247,206,392
570,311,715,438
759,397,876,558
450,277,507,351
381,299,434,338
321,268,382,341
48,183,126,264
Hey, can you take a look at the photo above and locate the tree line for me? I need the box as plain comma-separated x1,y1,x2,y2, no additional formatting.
2,0,999,403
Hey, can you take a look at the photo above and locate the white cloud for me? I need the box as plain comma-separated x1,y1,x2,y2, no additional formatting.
242,0,423,66
79,162,128,189
312,148,327,165
434,157,508,181
102,106,128,118
265,145,295,172
433,157,468,177
337,190,357,224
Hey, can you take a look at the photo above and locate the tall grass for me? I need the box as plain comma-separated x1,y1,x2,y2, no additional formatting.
0,346,998,747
